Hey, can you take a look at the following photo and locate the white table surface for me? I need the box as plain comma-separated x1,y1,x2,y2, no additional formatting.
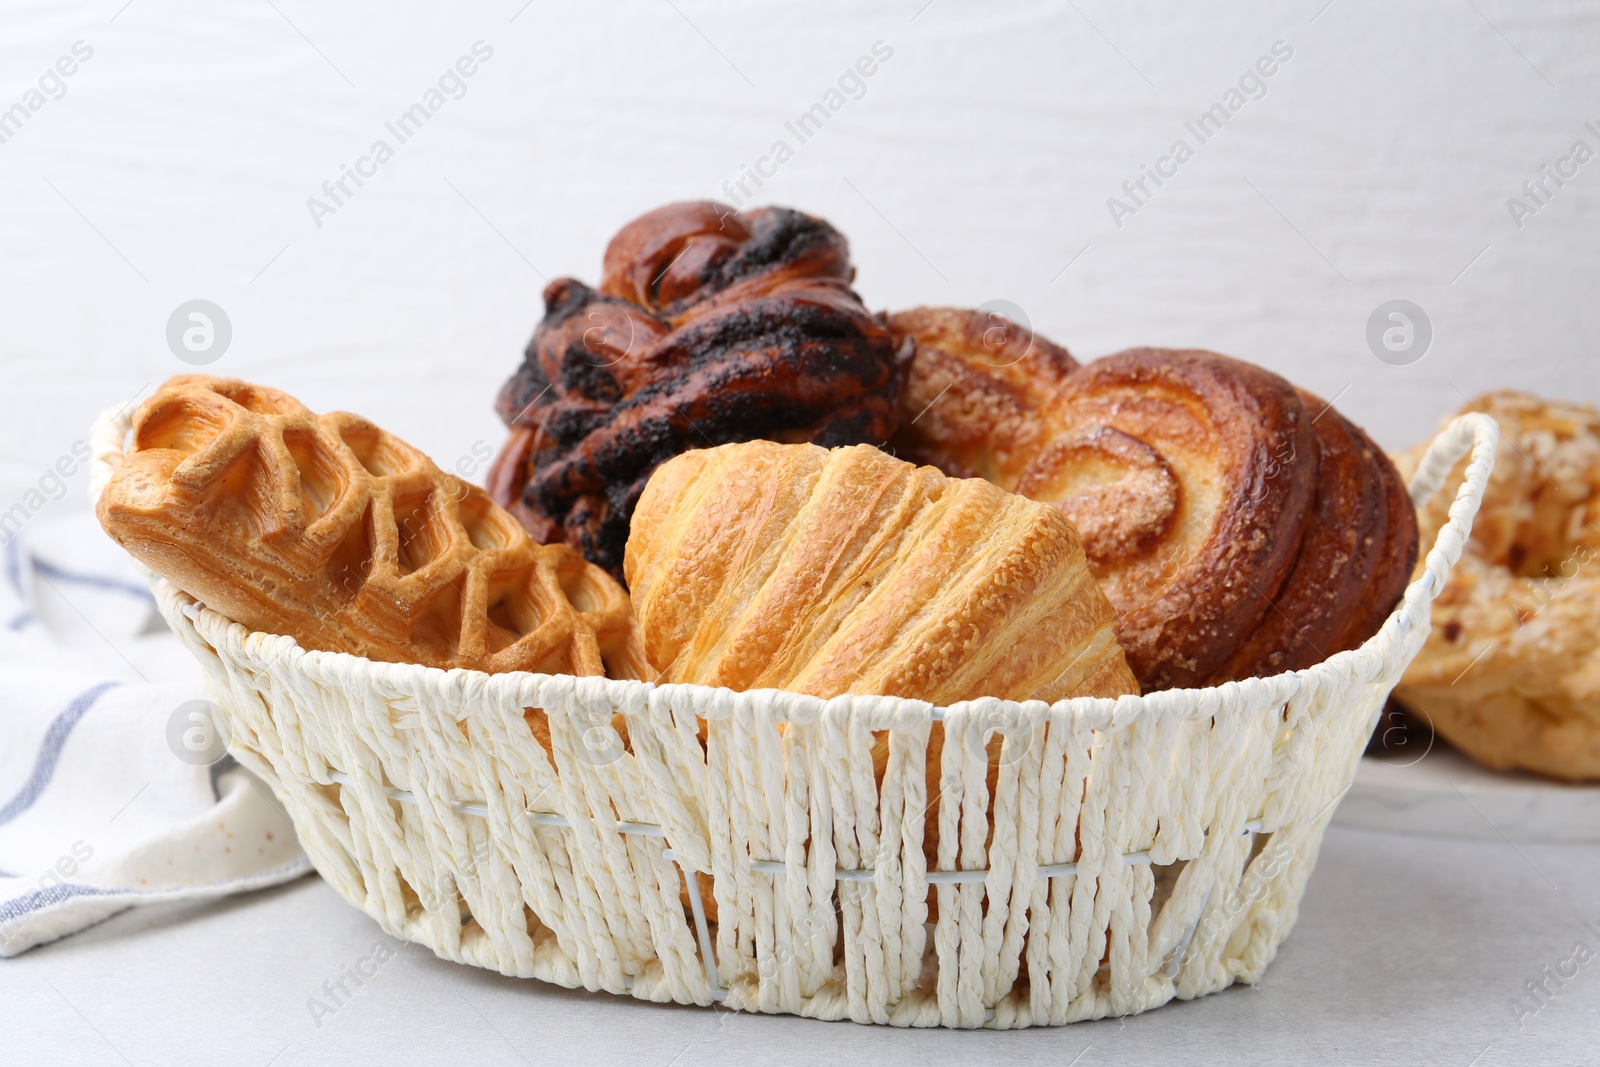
6,822,1597,1066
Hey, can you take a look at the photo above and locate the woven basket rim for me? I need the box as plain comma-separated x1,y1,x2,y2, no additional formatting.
94,402,1500,725
163,580,1307,716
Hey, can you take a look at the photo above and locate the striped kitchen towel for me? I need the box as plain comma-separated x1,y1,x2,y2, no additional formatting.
0,511,309,957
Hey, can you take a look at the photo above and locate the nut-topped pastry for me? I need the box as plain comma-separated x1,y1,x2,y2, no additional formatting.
489,200,910,582
1395,391,1600,780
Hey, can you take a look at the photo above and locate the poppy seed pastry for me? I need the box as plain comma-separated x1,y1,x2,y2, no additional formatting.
488,200,911,582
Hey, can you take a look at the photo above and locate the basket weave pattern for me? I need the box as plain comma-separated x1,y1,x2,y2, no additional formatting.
91,410,1497,1028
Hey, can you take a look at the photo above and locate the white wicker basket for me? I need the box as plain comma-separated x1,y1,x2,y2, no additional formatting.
89,407,1497,1028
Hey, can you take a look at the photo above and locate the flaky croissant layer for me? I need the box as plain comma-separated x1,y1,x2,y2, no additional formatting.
625,440,1139,704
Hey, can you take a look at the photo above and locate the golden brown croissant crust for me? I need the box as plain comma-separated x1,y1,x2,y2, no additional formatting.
97,375,648,681
625,440,1139,704
888,308,1418,690
489,201,910,582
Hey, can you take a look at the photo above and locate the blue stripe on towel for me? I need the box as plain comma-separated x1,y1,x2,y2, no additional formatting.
0,858,315,931
0,682,120,827
4,535,22,596
31,559,154,602
0,881,126,925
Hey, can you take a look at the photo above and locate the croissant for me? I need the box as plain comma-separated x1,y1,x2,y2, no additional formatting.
488,200,910,582
626,440,1138,703
888,308,1418,690
96,375,648,682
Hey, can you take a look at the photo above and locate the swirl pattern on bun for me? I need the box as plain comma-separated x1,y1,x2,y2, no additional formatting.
887,308,1418,691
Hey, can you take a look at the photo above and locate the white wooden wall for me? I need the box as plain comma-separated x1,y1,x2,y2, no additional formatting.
3,0,1596,506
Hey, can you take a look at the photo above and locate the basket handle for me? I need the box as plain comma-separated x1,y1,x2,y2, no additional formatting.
1390,411,1499,643
88,396,142,504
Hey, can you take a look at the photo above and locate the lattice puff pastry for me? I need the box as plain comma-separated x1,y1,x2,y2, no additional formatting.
97,375,648,681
